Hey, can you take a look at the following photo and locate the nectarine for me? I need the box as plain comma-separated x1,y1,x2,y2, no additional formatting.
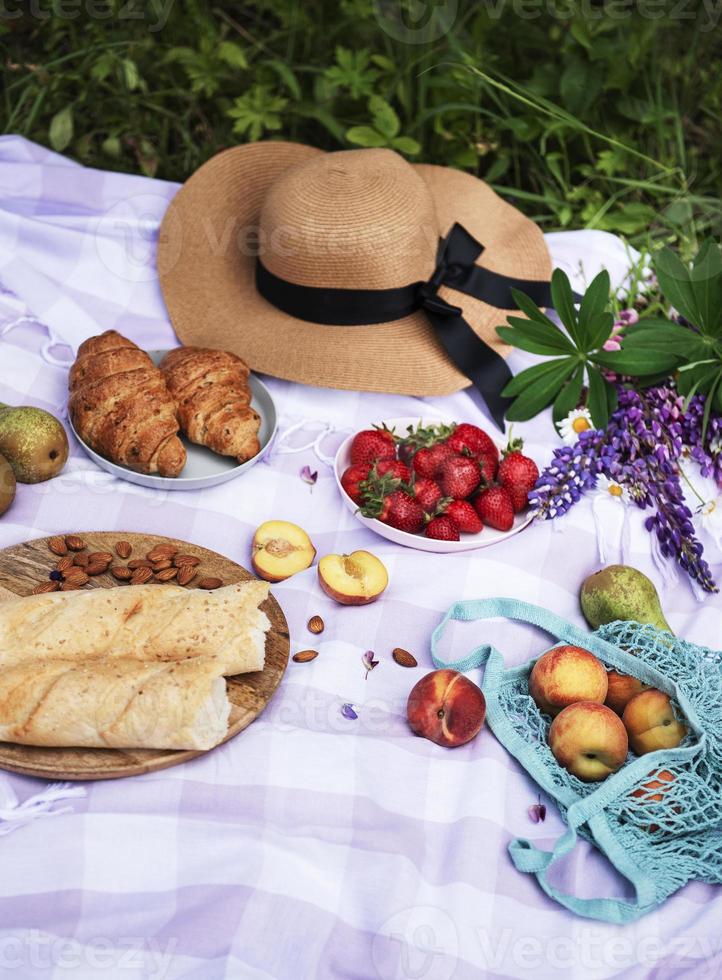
529,645,608,717
251,521,316,582
407,669,486,748
605,670,649,715
318,550,388,605
622,689,687,755
549,701,628,782
631,769,677,833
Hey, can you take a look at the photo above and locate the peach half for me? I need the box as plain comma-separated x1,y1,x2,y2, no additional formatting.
251,520,316,582
317,550,388,605
548,701,629,782
529,645,608,717
622,689,687,756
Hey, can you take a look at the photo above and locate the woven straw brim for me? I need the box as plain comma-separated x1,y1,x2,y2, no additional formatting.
157,142,551,396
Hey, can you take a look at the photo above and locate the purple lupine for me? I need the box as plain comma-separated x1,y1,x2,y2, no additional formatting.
531,386,719,592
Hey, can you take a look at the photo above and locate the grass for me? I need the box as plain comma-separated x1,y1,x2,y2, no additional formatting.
1,1,720,255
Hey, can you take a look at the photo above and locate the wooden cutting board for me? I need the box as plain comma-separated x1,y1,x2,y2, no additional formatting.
0,532,290,781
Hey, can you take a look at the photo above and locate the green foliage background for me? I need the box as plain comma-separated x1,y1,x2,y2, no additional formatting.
2,0,720,252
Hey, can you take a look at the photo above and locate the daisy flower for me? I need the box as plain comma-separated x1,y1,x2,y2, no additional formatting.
594,474,629,504
558,407,594,445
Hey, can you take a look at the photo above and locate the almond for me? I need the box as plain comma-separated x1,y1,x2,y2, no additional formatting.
292,650,318,663
173,554,201,567
86,562,109,576
63,569,89,586
198,576,223,590
128,559,153,570
48,536,68,556
307,615,325,634
61,579,85,591
115,541,132,559
65,535,86,551
176,565,197,586
130,567,153,585
147,545,177,561
155,567,178,582
33,581,59,594
392,648,418,668
55,556,74,572
87,552,113,565
111,566,132,581
73,553,90,568
151,558,173,571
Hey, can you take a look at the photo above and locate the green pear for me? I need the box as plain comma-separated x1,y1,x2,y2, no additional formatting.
0,452,16,516
580,564,673,634
0,404,69,484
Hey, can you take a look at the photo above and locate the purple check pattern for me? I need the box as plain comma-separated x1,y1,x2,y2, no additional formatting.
0,137,720,979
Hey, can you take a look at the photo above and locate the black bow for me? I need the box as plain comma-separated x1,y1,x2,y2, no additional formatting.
255,222,554,429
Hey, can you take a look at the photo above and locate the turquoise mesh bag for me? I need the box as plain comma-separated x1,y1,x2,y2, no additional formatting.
431,598,722,924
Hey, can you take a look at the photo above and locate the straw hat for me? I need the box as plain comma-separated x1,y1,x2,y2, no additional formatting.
157,142,551,422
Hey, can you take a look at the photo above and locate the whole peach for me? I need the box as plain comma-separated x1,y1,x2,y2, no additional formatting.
605,670,649,715
549,701,628,782
529,645,608,717
407,669,486,748
622,689,687,755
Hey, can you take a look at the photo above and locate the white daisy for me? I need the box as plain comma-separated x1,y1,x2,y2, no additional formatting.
695,498,722,548
558,407,594,445
594,474,629,504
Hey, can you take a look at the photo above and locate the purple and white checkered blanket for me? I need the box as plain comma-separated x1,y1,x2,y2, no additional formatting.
0,136,720,979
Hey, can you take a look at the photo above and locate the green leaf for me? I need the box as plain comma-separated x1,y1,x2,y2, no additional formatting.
346,125,387,148
264,59,301,99
218,41,248,70
49,106,74,152
552,365,585,424
550,268,581,346
505,359,577,421
122,58,140,91
690,239,722,337
369,95,399,139
591,348,681,374
578,269,610,338
510,288,564,332
497,326,577,357
587,311,614,351
390,135,420,155
621,327,710,360
586,367,611,429
499,315,576,353
654,247,700,329
502,357,574,397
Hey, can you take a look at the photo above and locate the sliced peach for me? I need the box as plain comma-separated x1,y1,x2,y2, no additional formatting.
251,520,316,582
317,550,388,605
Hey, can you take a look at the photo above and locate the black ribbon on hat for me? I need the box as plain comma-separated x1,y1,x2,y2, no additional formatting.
256,222,556,429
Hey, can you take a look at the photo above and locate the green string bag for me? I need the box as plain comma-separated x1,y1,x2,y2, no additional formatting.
431,598,722,924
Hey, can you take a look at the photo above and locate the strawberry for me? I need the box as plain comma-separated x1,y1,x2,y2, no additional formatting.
478,450,498,483
413,442,458,479
426,516,460,541
350,427,396,467
443,499,483,534
375,459,411,482
411,477,444,514
397,421,455,466
474,486,514,531
438,455,481,499
341,464,371,505
447,423,499,462
379,491,425,534
497,437,539,513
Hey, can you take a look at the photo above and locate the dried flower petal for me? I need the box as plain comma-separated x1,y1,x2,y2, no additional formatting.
528,799,547,824
362,650,379,679
341,702,358,720
300,465,318,486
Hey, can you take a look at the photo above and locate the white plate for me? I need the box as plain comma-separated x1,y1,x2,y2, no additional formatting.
334,417,534,553
70,351,277,491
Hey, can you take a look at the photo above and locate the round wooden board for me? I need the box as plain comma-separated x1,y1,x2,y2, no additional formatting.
0,533,290,781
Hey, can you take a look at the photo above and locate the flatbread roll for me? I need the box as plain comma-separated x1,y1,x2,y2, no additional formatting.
0,656,230,750
0,582,269,676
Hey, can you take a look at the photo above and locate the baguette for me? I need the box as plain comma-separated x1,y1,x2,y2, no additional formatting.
0,656,230,750
0,582,270,676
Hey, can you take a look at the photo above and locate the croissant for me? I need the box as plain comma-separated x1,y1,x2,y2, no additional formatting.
159,347,261,463
69,330,186,477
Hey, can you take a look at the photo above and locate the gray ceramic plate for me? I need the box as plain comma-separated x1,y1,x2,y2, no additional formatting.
69,351,277,491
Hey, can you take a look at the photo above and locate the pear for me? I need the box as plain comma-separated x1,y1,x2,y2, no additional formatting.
0,453,16,516
580,564,673,634
0,404,69,484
